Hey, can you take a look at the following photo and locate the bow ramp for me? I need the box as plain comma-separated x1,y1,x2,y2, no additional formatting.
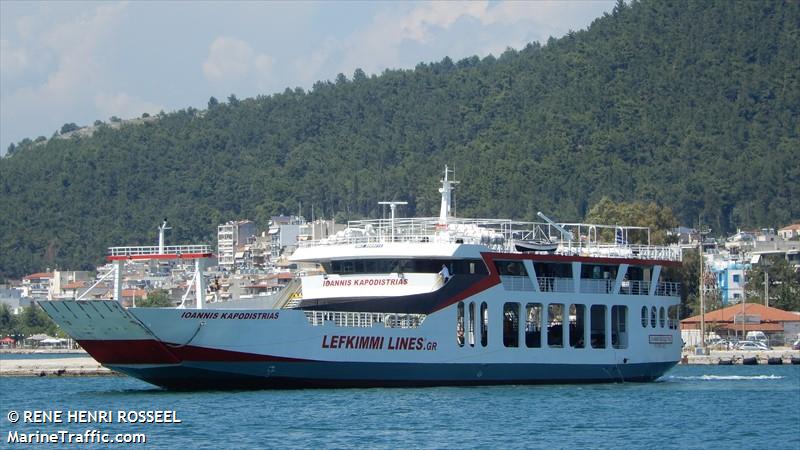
39,300,180,364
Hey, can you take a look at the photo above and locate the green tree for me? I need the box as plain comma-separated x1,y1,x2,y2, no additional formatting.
0,303,21,337
60,123,79,134
19,304,58,336
585,197,679,244
746,259,800,312
138,289,174,307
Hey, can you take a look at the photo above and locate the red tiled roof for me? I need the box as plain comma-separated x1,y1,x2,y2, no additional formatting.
62,281,86,289
681,322,784,332
121,289,147,297
779,223,800,231
681,303,800,324
23,272,52,280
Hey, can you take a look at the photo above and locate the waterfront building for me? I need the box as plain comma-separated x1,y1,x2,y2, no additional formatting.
20,272,52,298
217,220,257,270
268,215,304,258
706,254,749,305
50,270,92,299
680,303,800,345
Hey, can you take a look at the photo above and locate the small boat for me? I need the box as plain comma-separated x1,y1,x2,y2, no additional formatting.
767,357,783,365
718,358,733,365
742,356,758,365
514,240,558,253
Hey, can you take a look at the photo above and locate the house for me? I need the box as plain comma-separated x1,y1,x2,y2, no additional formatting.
778,223,800,240
21,272,52,298
680,303,800,345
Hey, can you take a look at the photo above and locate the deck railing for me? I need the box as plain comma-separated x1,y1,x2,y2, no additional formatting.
501,276,536,291
297,217,682,262
108,245,211,257
500,276,680,297
537,277,574,293
304,311,426,328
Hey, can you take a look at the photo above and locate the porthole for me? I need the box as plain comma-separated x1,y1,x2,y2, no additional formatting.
641,306,648,327
650,306,657,328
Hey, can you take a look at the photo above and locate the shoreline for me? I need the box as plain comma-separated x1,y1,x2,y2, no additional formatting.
0,356,118,377
0,348,87,355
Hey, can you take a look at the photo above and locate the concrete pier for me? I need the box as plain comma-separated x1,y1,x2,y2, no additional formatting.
0,356,119,377
681,349,800,365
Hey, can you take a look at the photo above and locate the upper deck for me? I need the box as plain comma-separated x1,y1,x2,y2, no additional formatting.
294,217,681,264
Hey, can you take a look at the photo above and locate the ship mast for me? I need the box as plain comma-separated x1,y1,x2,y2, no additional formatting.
438,165,459,228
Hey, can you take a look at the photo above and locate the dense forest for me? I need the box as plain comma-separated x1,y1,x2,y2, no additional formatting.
1,0,798,279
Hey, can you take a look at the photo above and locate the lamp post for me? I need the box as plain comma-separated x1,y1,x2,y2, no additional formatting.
698,222,711,355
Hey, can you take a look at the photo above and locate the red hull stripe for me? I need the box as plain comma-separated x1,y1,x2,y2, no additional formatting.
79,339,181,364
78,339,309,364
107,253,213,261
432,252,501,312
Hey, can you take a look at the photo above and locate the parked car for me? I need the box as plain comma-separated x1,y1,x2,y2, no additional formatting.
792,339,800,350
735,341,768,351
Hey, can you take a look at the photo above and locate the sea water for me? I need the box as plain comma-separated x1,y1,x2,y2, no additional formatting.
1,365,798,449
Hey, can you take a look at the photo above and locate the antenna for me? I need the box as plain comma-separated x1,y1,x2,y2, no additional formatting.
158,218,171,254
378,201,407,242
438,165,459,227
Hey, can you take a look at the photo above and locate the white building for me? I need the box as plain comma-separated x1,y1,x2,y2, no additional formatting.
217,220,256,270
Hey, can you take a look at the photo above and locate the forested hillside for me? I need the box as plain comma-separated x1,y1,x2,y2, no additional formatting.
1,0,798,278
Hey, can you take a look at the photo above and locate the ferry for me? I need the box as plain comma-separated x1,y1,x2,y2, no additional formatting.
40,168,683,389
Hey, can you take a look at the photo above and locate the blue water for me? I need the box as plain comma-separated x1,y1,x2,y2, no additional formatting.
2,365,798,449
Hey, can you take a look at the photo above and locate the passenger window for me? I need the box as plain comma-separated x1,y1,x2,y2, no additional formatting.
591,305,606,349
548,303,564,348
525,303,542,348
456,302,464,347
469,302,476,347
641,306,647,327
480,302,488,347
650,306,657,328
569,304,585,348
503,303,520,347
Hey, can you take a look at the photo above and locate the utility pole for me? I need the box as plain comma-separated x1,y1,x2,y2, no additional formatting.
698,218,710,355
699,237,706,353
764,271,768,307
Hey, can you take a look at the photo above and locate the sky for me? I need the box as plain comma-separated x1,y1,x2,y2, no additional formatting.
0,0,615,155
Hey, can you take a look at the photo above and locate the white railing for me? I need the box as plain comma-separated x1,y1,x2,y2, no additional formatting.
620,280,650,295
580,279,614,294
656,282,681,297
108,245,211,257
304,310,426,328
537,277,573,293
501,276,535,291
298,216,682,262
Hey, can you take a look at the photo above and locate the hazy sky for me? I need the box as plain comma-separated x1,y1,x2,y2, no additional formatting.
1,1,615,155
